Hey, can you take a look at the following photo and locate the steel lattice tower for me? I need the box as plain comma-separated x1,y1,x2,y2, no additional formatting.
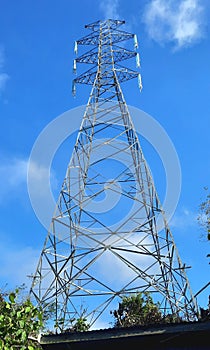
30,19,198,331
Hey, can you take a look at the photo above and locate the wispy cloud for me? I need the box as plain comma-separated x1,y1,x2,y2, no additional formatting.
0,156,58,206
99,0,120,19
170,207,198,229
142,0,205,50
0,240,40,290
0,46,9,94
0,157,27,201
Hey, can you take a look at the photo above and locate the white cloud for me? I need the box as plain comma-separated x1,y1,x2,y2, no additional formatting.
0,156,58,206
99,0,120,19
0,241,40,290
170,207,198,229
0,46,9,94
0,73,9,91
0,158,28,201
143,0,205,49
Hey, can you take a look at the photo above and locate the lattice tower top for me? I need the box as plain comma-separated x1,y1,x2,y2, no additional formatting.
72,19,142,96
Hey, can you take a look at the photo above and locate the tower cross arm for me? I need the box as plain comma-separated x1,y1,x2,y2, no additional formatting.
75,46,137,65
76,29,135,47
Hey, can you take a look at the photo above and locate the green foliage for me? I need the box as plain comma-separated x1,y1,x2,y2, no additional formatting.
71,316,90,332
111,292,162,327
111,292,181,328
0,289,43,349
197,188,210,240
63,311,90,333
40,302,58,333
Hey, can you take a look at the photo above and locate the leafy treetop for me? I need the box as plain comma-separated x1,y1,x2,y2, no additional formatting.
0,288,43,350
111,292,182,328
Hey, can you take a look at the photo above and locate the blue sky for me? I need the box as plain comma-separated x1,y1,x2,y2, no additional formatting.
0,0,210,313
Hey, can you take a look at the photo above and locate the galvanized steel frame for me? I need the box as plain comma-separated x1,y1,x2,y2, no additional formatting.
30,19,198,332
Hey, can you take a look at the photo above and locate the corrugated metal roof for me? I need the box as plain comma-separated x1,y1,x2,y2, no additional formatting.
39,320,210,348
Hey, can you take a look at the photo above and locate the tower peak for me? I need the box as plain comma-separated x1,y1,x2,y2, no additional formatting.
85,19,125,31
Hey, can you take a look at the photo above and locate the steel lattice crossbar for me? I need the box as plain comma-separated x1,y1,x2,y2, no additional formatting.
30,19,198,332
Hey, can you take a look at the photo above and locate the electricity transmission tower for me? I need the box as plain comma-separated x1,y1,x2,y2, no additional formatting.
30,19,198,331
